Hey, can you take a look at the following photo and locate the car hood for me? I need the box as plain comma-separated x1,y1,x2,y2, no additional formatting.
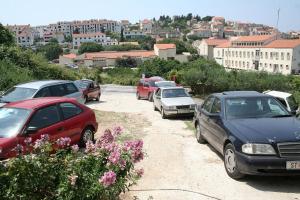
226,117,300,143
162,97,195,106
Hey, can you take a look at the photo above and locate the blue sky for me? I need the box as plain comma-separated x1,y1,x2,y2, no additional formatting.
1,0,299,31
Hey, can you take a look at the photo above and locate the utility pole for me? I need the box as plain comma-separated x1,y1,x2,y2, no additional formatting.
276,8,280,39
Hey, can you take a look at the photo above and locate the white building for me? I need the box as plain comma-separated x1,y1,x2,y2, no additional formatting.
214,35,300,75
123,30,146,39
140,19,152,33
7,25,34,47
193,38,229,60
72,32,118,48
71,19,118,34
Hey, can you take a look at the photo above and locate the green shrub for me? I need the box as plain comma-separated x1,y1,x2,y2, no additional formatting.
0,127,144,200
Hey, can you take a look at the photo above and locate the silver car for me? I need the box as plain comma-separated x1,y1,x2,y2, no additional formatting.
153,87,195,118
0,80,84,107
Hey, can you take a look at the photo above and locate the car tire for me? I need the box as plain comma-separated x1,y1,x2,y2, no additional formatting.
136,92,141,100
224,143,245,179
96,94,100,101
148,92,153,102
195,123,206,144
161,107,167,119
79,127,95,148
84,96,88,104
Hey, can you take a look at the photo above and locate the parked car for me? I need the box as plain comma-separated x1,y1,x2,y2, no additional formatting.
0,80,85,107
74,79,101,104
153,87,195,118
0,97,98,159
193,91,300,179
136,77,165,101
263,90,299,115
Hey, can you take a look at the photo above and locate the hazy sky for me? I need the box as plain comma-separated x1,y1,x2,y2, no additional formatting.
1,0,299,31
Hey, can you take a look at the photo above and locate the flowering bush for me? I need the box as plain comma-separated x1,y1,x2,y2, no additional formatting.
0,127,144,200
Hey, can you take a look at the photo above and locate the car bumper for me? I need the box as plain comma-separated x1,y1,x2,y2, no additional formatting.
164,109,195,116
236,152,300,176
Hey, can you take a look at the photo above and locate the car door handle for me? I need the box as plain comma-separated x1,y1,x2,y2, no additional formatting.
57,127,64,132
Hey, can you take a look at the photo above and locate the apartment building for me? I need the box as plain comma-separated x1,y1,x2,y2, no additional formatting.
72,32,118,48
123,30,146,39
214,35,300,75
193,38,229,60
140,19,152,33
71,19,118,34
7,25,34,47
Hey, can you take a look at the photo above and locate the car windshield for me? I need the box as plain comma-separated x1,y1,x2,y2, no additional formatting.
162,89,189,98
0,108,31,138
0,87,37,103
155,82,176,87
287,95,298,111
225,97,290,119
74,80,90,89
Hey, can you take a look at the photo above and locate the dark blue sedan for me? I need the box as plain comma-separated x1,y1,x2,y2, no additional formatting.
194,91,300,179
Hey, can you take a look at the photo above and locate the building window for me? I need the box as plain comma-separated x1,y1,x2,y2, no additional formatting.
281,52,284,60
251,52,254,58
247,52,250,58
286,65,289,70
265,52,268,59
280,64,283,69
239,51,242,57
270,52,273,59
287,53,291,60
243,51,246,58
265,63,267,69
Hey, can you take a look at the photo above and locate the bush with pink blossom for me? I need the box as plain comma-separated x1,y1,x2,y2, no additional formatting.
0,127,144,200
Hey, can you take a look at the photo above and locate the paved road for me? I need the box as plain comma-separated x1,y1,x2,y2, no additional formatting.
90,85,300,200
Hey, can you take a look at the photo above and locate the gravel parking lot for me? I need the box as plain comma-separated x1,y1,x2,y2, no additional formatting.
88,86,300,200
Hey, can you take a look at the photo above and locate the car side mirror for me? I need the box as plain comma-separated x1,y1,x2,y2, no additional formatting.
208,113,221,119
290,110,297,116
24,126,38,135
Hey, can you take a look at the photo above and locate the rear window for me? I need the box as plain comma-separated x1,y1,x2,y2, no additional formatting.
50,84,66,96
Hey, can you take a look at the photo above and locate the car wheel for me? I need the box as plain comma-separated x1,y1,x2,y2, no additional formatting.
79,127,95,148
196,123,206,144
136,92,141,100
224,143,244,179
148,92,153,102
96,94,100,101
84,96,88,104
161,107,167,119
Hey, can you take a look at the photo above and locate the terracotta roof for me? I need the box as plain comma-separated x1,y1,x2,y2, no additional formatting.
154,43,176,50
84,51,156,60
142,19,152,24
216,41,232,48
212,16,225,21
204,39,229,46
73,32,105,38
264,39,300,48
63,53,77,59
235,34,275,42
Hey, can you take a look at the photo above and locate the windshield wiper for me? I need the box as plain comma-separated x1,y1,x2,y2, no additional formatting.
271,114,292,118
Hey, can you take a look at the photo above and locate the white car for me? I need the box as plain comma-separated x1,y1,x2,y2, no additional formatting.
153,87,195,118
263,90,299,115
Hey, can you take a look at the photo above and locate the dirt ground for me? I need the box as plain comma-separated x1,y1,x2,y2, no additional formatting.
88,91,300,200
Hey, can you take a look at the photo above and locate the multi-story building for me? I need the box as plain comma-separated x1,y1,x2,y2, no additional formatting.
193,38,229,60
56,21,72,35
71,19,118,34
140,19,152,33
123,30,145,39
7,25,34,47
72,32,118,48
214,34,300,75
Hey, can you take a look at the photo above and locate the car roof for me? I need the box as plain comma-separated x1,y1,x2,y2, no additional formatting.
264,90,292,99
15,80,73,90
4,97,77,110
160,86,184,90
155,81,175,83
213,91,269,98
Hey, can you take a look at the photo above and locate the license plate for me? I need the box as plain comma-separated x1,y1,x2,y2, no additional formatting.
286,161,300,170
178,109,190,114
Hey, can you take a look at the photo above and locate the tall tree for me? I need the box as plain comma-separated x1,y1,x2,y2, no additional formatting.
0,23,15,46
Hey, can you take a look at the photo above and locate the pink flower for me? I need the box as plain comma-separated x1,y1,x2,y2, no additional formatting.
41,134,50,141
85,140,95,153
13,144,24,154
99,129,114,144
135,168,144,178
24,137,32,145
123,140,144,163
71,144,79,153
99,171,116,187
68,174,78,186
119,159,126,170
56,137,71,148
33,139,44,149
113,126,123,136
108,149,121,165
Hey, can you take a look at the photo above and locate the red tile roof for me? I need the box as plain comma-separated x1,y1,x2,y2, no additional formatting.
154,43,176,50
204,39,229,46
84,51,156,60
264,39,300,48
234,34,275,42
63,53,77,59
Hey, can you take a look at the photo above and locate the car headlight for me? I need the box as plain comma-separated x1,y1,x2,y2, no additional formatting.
242,143,276,155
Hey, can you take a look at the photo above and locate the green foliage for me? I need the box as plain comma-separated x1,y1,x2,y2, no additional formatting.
101,68,140,85
187,35,203,41
202,16,213,21
116,57,138,68
125,36,156,50
64,35,73,43
78,42,104,54
104,44,141,51
37,42,63,61
0,23,15,46
157,38,197,54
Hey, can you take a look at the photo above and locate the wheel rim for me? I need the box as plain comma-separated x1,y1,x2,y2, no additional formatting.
83,129,93,142
196,124,201,139
225,148,236,173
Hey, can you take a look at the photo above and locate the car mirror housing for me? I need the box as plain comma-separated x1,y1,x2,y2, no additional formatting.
24,126,38,135
208,113,221,119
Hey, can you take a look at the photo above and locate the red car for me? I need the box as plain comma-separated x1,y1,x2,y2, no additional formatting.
74,79,101,104
136,77,164,101
0,97,98,159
